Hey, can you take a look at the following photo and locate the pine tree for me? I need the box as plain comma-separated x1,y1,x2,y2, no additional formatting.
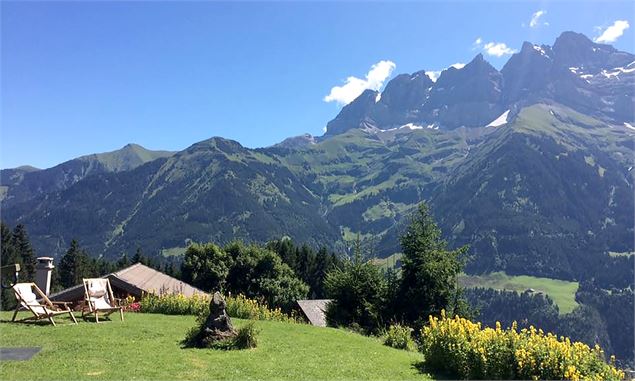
1,222,17,268
11,224,35,281
324,235,387,333
132,247,146,265
116,253,130,270
396,202,469,326
97,258,113,276
1,222,19,310
58,239,91,288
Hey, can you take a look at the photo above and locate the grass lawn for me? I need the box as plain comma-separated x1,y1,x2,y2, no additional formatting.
459,272,579,314
0,312,431,380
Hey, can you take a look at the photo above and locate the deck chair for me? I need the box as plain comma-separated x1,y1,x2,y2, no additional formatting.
82,278,124,322
11,283,77,326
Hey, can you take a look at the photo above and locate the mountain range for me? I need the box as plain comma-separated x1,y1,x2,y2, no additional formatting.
2,31,633,285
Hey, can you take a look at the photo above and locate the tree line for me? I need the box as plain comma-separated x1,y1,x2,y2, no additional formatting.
179,239,342,311
3,205,630,365
0,221,177,309
323,203,469,333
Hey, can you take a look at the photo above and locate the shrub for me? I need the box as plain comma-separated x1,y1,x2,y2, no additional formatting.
233,322,259,349
139,293,208,316
139,293,299,322
383,324,416,351
183,312,208,347
420,310,625,380
181,243,232,292
324,240,387,333
224,241,309,311
183,315,259,350
225,294,299,323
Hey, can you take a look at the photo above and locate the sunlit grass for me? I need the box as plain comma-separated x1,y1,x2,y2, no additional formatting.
0,312,430,380
459,271,579,314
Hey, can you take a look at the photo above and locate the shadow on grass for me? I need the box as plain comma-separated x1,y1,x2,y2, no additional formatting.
412,361,456,380
81,315,117,323
0,319,53,326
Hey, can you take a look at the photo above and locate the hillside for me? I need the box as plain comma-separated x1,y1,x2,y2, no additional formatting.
0,144,174,206
0,313,430,380
1,31,634,287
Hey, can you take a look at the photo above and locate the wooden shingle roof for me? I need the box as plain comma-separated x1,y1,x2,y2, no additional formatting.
49,263,206,302
297,299,331,327
112,263,205,297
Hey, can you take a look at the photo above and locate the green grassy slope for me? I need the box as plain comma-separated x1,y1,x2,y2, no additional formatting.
459,272,579,314
0,313,430,380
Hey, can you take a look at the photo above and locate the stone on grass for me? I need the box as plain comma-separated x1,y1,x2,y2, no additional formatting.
196,292,237,347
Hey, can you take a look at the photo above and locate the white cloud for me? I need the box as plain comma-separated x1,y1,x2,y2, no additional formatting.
425,63,465,82
473,38,515,57
594,20,630,43
425,70,442,82
472,37,483,51
324,60,396,105
483,42,516,57
529,10,546,28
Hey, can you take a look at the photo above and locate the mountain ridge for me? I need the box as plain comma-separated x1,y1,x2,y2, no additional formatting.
2,31,633,288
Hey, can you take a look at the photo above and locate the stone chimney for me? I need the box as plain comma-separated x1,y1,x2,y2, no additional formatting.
35,257,54,295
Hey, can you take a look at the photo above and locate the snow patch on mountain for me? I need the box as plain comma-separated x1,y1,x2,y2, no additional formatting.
401,123,424,130
601,66,635,79
533,44,549,57
487,110,510,127
377,123,438,133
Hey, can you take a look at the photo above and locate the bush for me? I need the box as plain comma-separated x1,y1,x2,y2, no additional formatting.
181,243,232,292
383,324,416,351
420,310,625,380
139,293,299,323
225,294,299,323
324,242,387,333
233,322,259,349
183,315,259,350
139,293,208,316
224,242,309,311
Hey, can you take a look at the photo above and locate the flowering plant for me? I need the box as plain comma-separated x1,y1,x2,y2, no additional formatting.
420,310,624,380
138,292,300,323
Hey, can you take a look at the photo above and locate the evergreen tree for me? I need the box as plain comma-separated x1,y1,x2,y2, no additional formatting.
324,236,387,333
96,258,113,276
11,224,35,281
1,222,18,310
49,265,63,294
116,253,130,270
1,222,17,269
268,239,341,299
396,202,469,326
132,247,147,265
58,239,92,288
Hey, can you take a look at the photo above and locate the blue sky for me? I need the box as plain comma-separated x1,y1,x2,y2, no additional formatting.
2,1,633,169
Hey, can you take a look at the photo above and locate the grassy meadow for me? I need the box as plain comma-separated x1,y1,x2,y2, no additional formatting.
459,271,579,314
0,312,431,381
372,254,579,314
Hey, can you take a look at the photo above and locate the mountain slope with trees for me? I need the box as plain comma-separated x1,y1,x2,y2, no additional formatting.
2,31,633,289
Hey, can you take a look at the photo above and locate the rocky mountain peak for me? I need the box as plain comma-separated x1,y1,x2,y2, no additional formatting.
551,31,629,72
324,89,379,136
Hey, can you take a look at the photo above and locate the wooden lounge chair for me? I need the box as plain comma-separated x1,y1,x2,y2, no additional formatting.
81,278,124,322
11,283,77,326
